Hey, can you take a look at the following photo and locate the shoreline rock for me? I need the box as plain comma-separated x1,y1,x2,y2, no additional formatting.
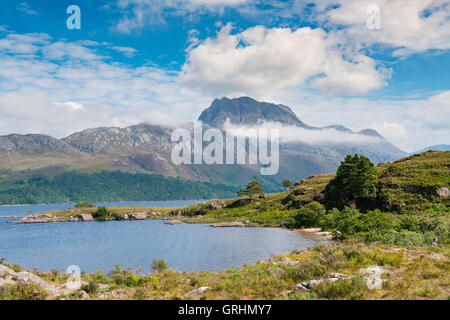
210,221,248,228
297,228,333,239
166,219,183,225
123,212,147,220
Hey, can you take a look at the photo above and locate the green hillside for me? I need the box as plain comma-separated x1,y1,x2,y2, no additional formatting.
170,151,449,246
0,171,237,205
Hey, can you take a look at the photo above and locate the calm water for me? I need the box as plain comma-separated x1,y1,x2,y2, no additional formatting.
0,201,326,273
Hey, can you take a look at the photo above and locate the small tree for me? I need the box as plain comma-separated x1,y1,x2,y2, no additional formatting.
282,179,292,190
238,180,264,199
324,154,380,210
93,206,109,220
151,259,168,272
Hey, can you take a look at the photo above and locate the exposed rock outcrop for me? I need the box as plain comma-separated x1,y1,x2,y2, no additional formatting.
0,264,89,299
124,212,147,220
184,286,210,297
436,187,449,197
80,214,94,221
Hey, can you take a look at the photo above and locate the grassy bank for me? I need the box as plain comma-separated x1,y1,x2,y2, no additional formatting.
1,240,448,300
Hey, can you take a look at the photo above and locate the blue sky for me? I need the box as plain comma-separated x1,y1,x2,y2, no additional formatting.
0,0,449,151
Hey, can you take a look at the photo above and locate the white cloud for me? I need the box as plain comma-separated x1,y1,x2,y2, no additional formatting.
0,29,447,153
371,121,406,144
54,101,84,111
224,121,383,145
110,46,138,57
180,23,388,96
0,31,208,138
311,53,389,95
325,0,450,55
114,0,251,33
17,2,38,16
273,88,450,152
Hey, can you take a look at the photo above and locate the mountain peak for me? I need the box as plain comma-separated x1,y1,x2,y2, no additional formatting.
359,129,384,139
198,96,310,128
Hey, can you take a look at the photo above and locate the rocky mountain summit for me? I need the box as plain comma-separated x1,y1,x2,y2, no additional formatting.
198,96,311,128
198,97,387,139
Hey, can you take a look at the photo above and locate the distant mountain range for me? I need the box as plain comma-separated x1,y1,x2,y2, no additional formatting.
0,97,407,204
411,145,450,154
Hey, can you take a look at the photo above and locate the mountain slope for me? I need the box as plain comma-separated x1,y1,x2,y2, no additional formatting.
0,97,408,204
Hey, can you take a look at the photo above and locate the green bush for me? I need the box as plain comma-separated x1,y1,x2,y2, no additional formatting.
380,230,428,246
151,259,169,272
294,202,326,228
93,206,109,221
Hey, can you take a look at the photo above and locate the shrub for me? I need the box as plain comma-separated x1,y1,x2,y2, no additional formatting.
0,282,48,300
313,276,368,300
75,201,96,208
294,202,326,228
93,206,109,221
81,279,99,294
152,259,169,272
380,230,427,246
108,264,134,286
333,208,363,238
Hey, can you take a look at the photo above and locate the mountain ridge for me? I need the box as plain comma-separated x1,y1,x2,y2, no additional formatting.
0,96,408,204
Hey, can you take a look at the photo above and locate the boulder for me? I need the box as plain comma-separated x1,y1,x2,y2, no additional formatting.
327,273,350,279
80,290,90,300
436,187,449,197
0,264,18,277
80,214,94,221
184,286,210,296
294,283,308,291
358,266,386,276
128,212,147,220
207,202,223,210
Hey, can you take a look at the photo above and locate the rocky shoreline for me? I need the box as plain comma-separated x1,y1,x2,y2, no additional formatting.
9,211,161,224
8,211,333,240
